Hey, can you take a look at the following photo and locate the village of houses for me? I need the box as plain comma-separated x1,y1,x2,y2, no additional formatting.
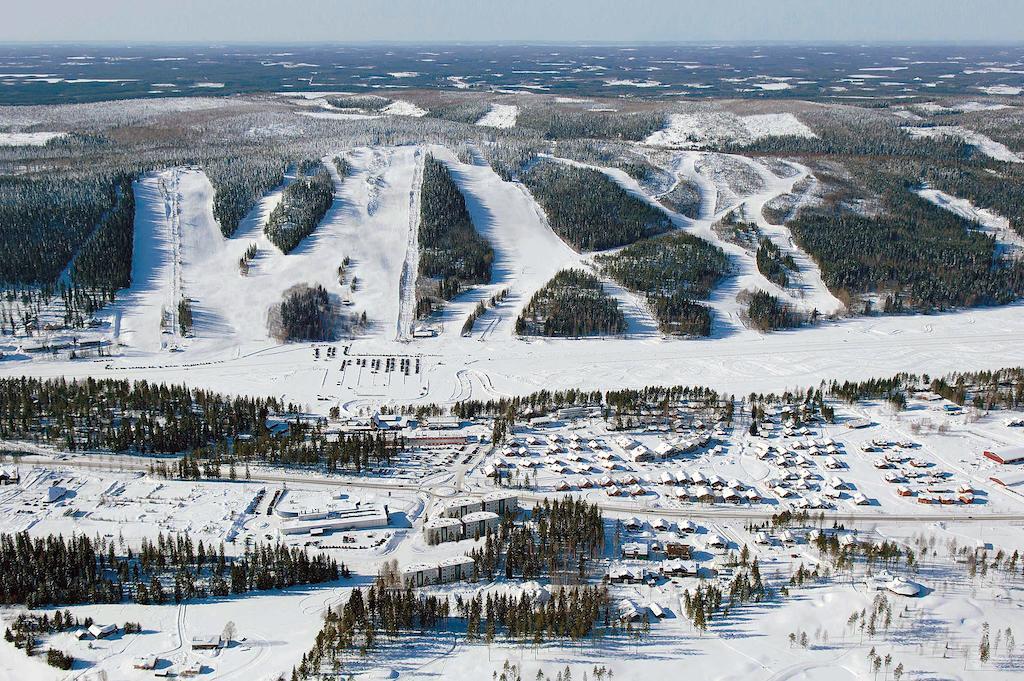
1,384,1024,679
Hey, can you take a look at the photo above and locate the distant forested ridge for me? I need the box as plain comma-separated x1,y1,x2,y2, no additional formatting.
517,106,664,141
516,269,625,337
522,162,670,251
264,162,334,254
597,231,729,337
416,154,493,317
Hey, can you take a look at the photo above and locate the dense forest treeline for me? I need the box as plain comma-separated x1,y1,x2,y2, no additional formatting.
205,155,289,238
0,171,129,286
0,376,401,472
515,269,626,337
827,367,1024,412
264,162,334,254
597,231,729,336
416,154,493,317
0,531,342,608
517,106,664,141
789,184,1024,311
521,162,670,251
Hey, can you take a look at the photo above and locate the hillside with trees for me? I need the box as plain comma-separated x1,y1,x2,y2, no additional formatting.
789,189,1024,311
515,269,626,337
0,172,130,286
264,162,334,254
415,154,494,317
268,284,336,342
521,162,671,251
597,232,729,336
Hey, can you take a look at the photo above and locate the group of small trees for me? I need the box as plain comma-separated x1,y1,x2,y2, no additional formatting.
269,283,336,342
521,162,670,251
597,231,729,336
264,162,334,254
469,497,605,583
743,289,803,331
416,154,494,317
516,269,626,337
756,237,798,288
461,287,509,335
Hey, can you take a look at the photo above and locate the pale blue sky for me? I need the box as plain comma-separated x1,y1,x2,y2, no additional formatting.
5,0,1022,43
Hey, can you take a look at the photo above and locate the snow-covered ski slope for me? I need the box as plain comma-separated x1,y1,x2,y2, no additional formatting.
6,143,1024,409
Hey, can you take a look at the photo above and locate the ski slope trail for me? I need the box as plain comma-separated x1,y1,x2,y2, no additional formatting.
115,148,419,353
917,186,1024,259
426,146,583,340
111,171,178,353
396,147,425,342
739,156,846,317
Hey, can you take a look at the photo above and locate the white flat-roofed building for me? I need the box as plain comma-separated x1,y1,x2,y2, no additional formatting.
481,491,518,515
461,510,500,537
279,504,389,536
426,416,463,430
403,556,476,587
443,497,482,518
424,516,465,544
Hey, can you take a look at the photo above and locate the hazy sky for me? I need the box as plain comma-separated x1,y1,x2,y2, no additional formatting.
5,0,1023,43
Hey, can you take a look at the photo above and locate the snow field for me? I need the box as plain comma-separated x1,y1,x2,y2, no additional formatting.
644,111,816,149
0,131,66,146
474,103,518,129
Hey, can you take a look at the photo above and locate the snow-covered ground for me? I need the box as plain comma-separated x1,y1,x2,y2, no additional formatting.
644,112,816,149
474,103,518,129
904,125,1024,163
381,100,429,117
0,131,65,146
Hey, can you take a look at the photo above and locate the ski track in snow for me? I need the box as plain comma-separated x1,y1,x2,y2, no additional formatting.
427,146,582,340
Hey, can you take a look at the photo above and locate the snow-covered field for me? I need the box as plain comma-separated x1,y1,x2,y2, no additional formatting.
0,131,65,146
644,112,816,149
474,103,518,128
